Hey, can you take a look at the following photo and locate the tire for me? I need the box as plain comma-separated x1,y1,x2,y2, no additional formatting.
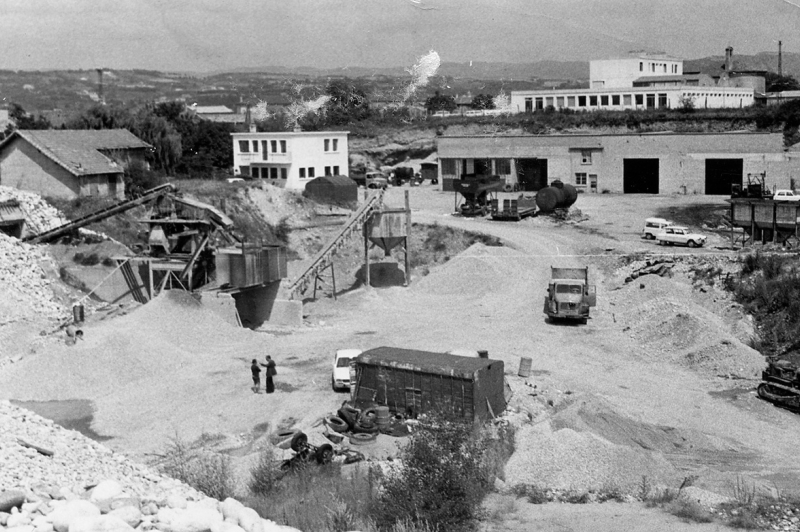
688,240,697,248
290,432,308,452
325,416,348,433
353,420,380,434
349,432,377,446
315,444,334,464
503,183,513,192
359,408,378,424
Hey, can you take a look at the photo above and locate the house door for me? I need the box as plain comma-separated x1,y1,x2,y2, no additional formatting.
516,158,548,191
589,174,598,192
108,175,118,198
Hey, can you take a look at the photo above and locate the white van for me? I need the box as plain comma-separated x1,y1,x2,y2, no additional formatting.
643,217,674,240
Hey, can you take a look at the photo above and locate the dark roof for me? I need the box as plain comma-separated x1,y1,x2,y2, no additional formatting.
0,129,151,177
356,346,497,379
307,175,357,187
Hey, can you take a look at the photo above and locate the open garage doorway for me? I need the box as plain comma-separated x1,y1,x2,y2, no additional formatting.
623,159,659,193
516,159,548,191
705,159,742,195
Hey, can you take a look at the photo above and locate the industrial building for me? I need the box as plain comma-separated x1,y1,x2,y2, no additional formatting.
511,48,760,113
437,132,800,195
231,130,349,191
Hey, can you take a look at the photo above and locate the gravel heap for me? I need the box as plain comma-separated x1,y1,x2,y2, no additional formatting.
0,400,301,532
0,186,67,236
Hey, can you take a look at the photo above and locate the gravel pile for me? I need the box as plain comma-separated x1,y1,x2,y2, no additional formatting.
0,186,67,236
0,400,301,532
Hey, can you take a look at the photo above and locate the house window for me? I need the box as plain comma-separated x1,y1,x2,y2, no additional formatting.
333,166,339,175
556,96,565,107
545,97,554,108
663,64,667,73
252,141,258,152
646,93,655,108
441,158,457,175
324,139,330,152
299,168,306,178
535,97,544,110
333,139,338,151
575,172,588,186
623,94,632,105
281,168,287,179
639,62,643,72
612,94,620,105
239,166,250,176
495,159,511,174
525,98,533,112
581,150,592,165
600,95,609,106
280,140,286,153
271,140,277,152
308,167,315,178
567,96,576,107
270,168,278,179
658,93,668,107
238,141,249,153
325,166,332,176
635,94,644,106
578,95,586,107
261,141,268,160
589,95,598,106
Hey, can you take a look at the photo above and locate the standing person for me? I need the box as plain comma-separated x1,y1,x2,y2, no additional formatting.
250,359,262,393
262,355,277,394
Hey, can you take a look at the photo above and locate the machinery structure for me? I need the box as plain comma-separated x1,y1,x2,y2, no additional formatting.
758,358,800,411
727,173,800,248
491,193,537,221
453,176,503,216
543,266,596,323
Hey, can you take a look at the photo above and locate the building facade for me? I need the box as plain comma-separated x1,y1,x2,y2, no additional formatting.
437,132,800,195
0,129,151,199
231,130,349,190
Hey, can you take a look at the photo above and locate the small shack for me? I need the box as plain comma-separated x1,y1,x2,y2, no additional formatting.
303,175,358,207
352,346,506,421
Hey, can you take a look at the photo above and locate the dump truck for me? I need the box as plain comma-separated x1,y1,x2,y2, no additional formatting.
543,267,596,323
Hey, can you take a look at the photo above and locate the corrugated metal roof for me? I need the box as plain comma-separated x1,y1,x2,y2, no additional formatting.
356,346,496,379
0,130,151,177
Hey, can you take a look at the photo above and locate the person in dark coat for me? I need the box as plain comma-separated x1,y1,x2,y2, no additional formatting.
250,359,262,393
261,355,277,394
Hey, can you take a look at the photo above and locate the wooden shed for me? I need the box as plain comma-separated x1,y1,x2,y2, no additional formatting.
303,175,358,206
352,346,506,421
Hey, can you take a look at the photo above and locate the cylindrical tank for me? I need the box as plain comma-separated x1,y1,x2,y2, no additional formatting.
536,180,578,212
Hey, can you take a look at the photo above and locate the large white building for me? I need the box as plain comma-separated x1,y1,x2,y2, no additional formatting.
231,130,349,190
511,51,758,113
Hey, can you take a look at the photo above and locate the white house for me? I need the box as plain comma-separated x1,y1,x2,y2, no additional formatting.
511,50,757,113
231,130,349,190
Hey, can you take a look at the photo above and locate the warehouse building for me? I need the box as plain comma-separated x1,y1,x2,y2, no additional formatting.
437,132,800,195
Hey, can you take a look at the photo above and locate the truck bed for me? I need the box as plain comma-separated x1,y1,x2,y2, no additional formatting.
551,267,588,280
491,195,537,221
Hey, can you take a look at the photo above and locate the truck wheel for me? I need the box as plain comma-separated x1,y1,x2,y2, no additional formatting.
315,444,334,464
290,432,308,452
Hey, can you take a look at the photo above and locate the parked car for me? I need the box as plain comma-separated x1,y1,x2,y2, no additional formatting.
773,189,800,202
365,171,388,189
332,349,361,391
642,217,674,239
656,226,707,247
226,177,245,184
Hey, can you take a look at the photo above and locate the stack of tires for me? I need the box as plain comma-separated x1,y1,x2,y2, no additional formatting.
324,401,380,445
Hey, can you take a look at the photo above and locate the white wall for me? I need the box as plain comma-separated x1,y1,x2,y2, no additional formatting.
590,57,683,89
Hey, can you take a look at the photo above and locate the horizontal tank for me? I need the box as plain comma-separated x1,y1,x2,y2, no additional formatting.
536,180,578,213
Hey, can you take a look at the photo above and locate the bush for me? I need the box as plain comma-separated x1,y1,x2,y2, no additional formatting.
667,499,714,523
369,414,514,531
249,446,280,495
158,436,235,500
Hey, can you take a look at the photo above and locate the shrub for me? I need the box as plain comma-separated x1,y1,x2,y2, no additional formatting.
667,499,714,523
249,446,280,495
158,435,235,500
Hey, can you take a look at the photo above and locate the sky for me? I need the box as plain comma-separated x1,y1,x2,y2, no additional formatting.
1,0,800,73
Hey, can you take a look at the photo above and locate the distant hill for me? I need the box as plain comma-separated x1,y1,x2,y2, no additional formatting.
685,52,800,80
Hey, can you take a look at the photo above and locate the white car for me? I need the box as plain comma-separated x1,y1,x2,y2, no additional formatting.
642,217,674,240
226,177,245,184
656,226,707,248
773,189,800,202
332,349,361,391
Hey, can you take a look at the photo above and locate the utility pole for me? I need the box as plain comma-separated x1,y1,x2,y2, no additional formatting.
778,41,783,77
96,68,105,105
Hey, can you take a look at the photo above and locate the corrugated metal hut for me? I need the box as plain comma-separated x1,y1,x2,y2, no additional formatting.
303,175,358,206
352,346,505,421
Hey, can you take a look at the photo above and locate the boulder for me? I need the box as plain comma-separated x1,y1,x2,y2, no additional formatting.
90,482,124,502
235,508,262,532
0,490,27,512
0,512,10,526
7,512,32,528
6,526,35,532
159,507,222,532
210,522,246,532
50,500,101,532
166,495,187,510
69,515,134,532
218,500,244,523
108,507,142,529
261,519,301,532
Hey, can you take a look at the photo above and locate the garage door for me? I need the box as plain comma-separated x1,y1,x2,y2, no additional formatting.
705,159,742,195
516,158,548,191
623,159,659,194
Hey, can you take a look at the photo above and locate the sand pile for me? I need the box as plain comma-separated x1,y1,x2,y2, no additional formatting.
0,185,68,235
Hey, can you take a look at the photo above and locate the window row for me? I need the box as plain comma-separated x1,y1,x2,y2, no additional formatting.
323,138,340,152
245,167,288,179
639,62,678,74
526,92,669,111
237,139,288,154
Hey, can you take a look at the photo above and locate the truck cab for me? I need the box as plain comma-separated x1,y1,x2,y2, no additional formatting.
544,267,596,323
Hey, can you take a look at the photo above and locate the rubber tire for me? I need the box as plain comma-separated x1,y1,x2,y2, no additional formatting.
503,183,513,192
349,432,377,446
290,432,308,452
315,444,334,464
359,408,378,424
688,240,697,248
325,415,348,433
353,421,380,434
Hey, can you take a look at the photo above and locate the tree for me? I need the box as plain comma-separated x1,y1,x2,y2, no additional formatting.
2,103,51,139
766,72,800,93
425,91,456,113
324,79,371,125
470,93,496,110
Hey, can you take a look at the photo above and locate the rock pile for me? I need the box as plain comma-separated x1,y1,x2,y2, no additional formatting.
0,186,67,236
0,401,302,532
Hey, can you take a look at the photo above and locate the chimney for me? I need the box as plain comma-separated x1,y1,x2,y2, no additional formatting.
725,46,734,72
779,40,783,77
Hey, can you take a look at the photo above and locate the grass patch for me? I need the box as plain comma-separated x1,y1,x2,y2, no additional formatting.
156,434,235,500
408,222,503,272
667,499,715,523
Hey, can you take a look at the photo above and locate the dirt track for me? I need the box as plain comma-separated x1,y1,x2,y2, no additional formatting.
2,187,800,528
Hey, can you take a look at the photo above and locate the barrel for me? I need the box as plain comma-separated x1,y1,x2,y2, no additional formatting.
72,304,85,324
536,181,578,212
518,357,532,378
375,406,391,429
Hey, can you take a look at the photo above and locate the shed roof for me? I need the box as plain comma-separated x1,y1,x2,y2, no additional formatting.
193,105,234,114
307,175,357,187
356,346,497,379
0,129,151,177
